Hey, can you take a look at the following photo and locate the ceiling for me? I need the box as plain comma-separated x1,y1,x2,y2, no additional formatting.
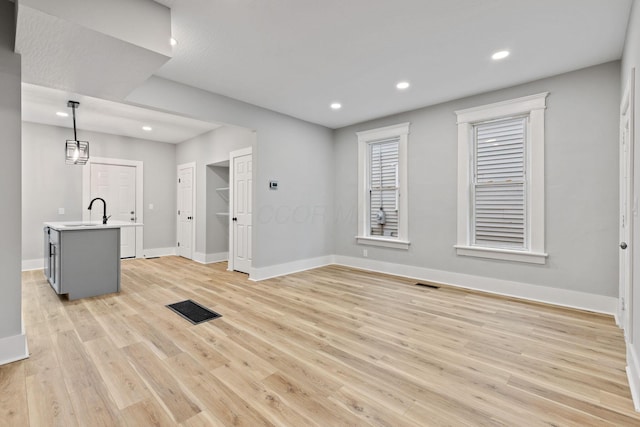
17,0,633,132
153,0,632,128
22,84,220,144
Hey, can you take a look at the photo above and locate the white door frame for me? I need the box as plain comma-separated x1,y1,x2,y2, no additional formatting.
177,162,196,260
228,147,253,272
620,69,635,340
83,157,144,258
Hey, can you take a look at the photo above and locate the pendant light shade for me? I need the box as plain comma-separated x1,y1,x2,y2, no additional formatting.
65,101,89,165
65,140,89,165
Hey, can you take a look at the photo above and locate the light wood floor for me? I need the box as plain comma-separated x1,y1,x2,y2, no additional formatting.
1,256,639,426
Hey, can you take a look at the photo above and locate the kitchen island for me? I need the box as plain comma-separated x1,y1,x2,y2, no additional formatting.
43,221,142,300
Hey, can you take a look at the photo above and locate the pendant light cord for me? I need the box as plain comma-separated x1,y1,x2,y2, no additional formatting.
72,104,78,141
68,100,80,147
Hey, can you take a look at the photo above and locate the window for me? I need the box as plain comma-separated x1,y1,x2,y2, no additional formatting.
356,122,410,249
455,93,548,264
473,116,526,249
369,140,399,237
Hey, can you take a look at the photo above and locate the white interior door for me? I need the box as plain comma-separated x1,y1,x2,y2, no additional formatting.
177,164,195,259
231,148,252,273
90,163,137,258
621,70,635,339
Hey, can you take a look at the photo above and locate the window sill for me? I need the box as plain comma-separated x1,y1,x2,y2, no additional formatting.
454,245,547,265
356,236,410,250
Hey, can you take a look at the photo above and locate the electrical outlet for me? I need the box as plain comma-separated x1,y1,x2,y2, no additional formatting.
58,208,65,215
363,249,368,257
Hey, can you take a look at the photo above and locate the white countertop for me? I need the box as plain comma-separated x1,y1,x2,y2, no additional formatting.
44,220,143,231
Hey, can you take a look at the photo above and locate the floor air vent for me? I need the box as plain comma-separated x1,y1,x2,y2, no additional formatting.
166,300,222,324
415,283,440,289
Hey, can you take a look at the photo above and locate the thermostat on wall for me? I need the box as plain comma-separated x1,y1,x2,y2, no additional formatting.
269,180,278,190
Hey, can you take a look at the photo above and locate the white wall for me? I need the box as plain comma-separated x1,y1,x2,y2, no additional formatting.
0,0,27,364
333,61,620,299
621,0,640,408
132,78,335,270
22,122,177,262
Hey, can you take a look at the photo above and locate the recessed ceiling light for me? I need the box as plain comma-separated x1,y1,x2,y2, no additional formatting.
142,126,153,131
170,37,178,46
492,50,510,60
56,111,69,117
396,81,410,90
330,102,342,110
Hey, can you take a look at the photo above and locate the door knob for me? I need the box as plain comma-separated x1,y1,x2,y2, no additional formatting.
232,217,238,222
621,242,628,250
131,211,134,214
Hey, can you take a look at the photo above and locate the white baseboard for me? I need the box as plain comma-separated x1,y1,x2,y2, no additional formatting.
22,258,43,271
333,255,618,315
250,255,334,281
206,252,228,263
194,251,228,264
193,252,206,264
627,344,640,411
25,250,617,315
0,333,28,366
22,247,178,271
142,247,177,258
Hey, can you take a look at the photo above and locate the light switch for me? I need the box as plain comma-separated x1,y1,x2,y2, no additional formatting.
149,203,154,210
58,208,65,215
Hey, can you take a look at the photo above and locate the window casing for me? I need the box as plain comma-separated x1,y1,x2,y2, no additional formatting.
455,93,548,264
357,123,410,249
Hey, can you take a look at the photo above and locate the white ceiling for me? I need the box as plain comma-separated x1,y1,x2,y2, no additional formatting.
22,84,220,144
15,1,171,102
17,0,633,132
153,0,632,129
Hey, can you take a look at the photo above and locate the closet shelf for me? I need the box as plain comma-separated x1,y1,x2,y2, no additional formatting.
216,187,229,201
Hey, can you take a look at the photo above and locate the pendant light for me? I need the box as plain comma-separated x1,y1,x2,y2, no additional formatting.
65,100,89,165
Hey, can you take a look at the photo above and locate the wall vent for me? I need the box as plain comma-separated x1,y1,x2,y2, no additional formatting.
415,283,440,289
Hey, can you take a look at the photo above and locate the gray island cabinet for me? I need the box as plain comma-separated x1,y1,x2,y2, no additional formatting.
43,221,141,300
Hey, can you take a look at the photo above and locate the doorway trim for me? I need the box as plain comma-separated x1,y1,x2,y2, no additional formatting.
620,69,636,341
177,162,196,260
228,147,253,273
82,157,144,258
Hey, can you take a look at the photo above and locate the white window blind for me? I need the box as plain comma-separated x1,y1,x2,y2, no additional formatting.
472,117,526,249
369,138,399,237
